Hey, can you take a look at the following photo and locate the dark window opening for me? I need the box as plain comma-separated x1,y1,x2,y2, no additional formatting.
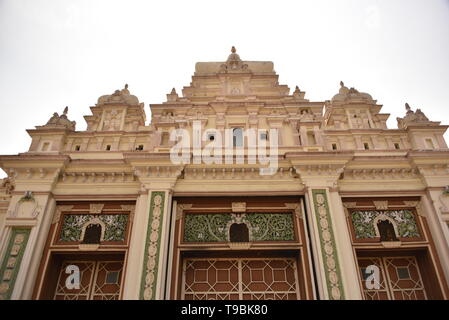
364,143,369,150
394,143,400,150
106,145,111,151
106,271,120,284
75,145,81,151
161,132,170,146
397,267,410,279
208,134,215,142
332,143,337,150
136,144,144,151
377,220,398,241
229,223,249,242
82,223,102,244
233,128,243,147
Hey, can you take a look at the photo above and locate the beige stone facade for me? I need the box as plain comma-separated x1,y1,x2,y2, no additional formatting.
0,48,449,300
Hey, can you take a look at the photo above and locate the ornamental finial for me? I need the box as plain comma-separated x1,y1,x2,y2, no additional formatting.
231,46,236,53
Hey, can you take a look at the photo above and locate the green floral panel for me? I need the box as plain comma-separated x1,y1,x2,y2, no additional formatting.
183,212,295,242
351,209,420,239
59,214,128,242
0,228,31,300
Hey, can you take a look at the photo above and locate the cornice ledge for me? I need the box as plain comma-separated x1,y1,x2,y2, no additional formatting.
0,154,71,162
123,152,172,161
285,151,354,158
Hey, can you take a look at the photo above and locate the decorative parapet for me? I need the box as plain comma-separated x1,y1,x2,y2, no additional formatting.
140,191,166,300
311,189,345,300
0,228,31,300
38,106,76,131
397,103,440,129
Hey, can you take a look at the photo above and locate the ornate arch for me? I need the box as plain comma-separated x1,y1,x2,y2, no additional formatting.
80,217,106,242
373,214,400,239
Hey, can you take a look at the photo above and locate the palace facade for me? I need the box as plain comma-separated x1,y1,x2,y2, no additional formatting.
1,48,449,300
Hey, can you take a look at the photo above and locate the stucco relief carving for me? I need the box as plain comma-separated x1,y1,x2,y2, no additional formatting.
89,204,104,214
9,193,42,219
42,106,76,130
397,103,435,129
285,203,303,219
231,202,246,213
176,203,192,221
373,201,388,210
52,205,74,224
102,109,122,131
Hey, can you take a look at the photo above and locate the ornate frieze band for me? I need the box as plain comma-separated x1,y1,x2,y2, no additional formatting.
0,228,31,300
183,212,295,242
311,189,345,300
140,191,166,300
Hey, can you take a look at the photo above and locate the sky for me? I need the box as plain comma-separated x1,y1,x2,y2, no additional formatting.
0,0,448,177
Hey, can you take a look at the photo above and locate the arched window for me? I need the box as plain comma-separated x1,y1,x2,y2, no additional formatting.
229,223,249,242
82,223,102,244
377,220,398,241
233,128,243,147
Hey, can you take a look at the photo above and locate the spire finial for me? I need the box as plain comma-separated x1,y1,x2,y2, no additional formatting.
63,106,68,115
231,46,236,53
405,102,411,110
340,81,344,87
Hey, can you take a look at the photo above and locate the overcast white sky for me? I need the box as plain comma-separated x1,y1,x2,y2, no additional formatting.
1,0,448,177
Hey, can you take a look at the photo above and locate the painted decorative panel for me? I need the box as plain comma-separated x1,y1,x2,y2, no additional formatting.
140,191,166,300
0,228,31,300
351,210,420,239
311,189,345,300
59,214,128,242
183,212,295,242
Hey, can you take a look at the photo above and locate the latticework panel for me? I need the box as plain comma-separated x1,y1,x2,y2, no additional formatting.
182,258,300,300
358,257,390,300
54,261,95,300
91,261,123,300
384,257,427,300
358,256,427,300
53,260,123,300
